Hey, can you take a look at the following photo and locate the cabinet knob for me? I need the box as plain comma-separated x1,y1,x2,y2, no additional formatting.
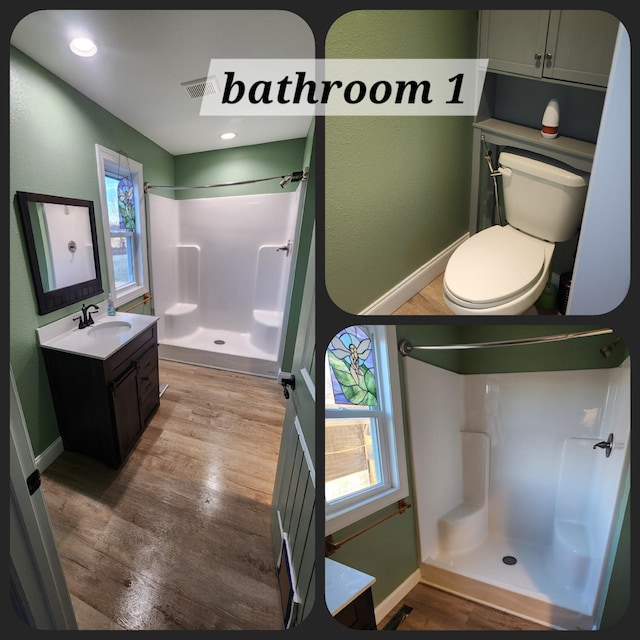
534,53,542,60
545,52,553,60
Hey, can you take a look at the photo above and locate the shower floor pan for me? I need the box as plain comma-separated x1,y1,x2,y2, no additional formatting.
421,535,597,630
158,327,279,378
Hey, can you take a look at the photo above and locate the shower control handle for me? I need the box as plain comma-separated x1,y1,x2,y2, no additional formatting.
593,433,614,457
276,240,292,256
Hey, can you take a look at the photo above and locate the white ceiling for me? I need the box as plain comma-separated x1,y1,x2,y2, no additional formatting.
10,9,315,155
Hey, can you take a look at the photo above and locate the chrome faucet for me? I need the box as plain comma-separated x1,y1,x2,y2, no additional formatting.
73,303,99,329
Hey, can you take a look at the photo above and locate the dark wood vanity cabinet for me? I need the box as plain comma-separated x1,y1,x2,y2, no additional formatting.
334,587,376,630
42,324,160,468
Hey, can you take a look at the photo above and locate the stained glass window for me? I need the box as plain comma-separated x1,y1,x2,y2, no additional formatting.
96,144,149,308
117,176,136,231
326,325,377,408
325,326,409,534
105,175,136,289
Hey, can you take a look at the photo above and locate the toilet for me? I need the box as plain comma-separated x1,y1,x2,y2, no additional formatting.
443,148,589,315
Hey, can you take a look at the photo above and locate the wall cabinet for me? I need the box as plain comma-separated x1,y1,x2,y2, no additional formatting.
479,10,619,88
42,324,159,468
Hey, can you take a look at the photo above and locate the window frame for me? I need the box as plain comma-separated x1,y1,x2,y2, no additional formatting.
95,144,149,309
325,325,409,535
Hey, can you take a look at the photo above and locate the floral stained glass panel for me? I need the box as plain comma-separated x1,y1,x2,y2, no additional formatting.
117,177,136,231
326,325,377,408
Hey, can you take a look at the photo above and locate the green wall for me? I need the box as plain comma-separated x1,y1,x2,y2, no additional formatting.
397,324,629,374
10,46,174,457
173,138,307,199
324,10,479,313
10,45,313,458
326,332,419,610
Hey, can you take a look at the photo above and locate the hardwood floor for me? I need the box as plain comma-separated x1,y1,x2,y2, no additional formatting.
392,273,454,315
377,583,550,631
40,359,287,631
391,272,560,316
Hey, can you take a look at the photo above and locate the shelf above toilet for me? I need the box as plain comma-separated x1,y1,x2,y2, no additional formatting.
474,118,595,172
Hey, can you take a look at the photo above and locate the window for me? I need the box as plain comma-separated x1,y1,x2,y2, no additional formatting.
325,325,408,535
95,145,149,308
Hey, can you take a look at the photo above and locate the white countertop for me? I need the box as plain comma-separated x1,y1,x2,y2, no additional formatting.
37,310,158,360
325,557,376,616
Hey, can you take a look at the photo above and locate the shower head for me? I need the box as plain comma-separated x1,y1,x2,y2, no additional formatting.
600,337,621,358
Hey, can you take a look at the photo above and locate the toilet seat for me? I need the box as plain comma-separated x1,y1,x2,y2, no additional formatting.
444,226,549,308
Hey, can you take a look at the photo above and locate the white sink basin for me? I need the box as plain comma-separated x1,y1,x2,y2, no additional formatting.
87,320,132,339
37,311,158,360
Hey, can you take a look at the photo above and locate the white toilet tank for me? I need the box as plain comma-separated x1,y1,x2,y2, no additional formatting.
499,148,589,243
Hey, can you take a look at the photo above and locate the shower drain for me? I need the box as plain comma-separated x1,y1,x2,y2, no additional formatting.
502,555,517,565
214,340,226,345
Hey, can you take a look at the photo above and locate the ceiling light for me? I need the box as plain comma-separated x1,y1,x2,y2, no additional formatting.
220,132,236,140
69,37,97,57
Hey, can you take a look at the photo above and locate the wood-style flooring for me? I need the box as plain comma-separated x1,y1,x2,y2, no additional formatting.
40,359,287,631
391,272,560,316
392,273,454,315
378,583,550,631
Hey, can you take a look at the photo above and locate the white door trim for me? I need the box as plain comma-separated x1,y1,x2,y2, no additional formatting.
9,366,77,630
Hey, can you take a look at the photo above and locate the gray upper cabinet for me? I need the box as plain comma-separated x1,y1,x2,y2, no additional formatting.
479,10,619,88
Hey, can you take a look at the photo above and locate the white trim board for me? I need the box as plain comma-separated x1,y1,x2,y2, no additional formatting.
374,568,422,625
360,235,468,315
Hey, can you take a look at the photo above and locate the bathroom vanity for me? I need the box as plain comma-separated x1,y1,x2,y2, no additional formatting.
38,311,160,468
325,558,377,630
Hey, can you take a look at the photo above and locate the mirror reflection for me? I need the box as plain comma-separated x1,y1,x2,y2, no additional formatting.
16,191,103,315
27,200,97,291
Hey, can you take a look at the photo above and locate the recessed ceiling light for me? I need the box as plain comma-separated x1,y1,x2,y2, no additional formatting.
220,132,236,140
69,37,98,57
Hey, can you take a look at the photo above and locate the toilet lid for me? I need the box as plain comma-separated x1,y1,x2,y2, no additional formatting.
445,226,547,305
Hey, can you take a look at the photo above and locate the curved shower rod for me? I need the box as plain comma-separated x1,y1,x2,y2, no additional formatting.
398,328,613,355
143,167,307,193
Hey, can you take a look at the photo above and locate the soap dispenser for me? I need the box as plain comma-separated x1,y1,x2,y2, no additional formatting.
107,294,116,316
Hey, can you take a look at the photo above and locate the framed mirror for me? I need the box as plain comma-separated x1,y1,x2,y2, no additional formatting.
16,191,103,315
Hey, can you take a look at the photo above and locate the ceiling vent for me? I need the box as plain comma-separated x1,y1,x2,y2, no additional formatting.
181,76,219,99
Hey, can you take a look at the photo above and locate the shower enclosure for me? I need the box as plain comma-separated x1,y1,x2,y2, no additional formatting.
403,354,630,630
147,176,304,378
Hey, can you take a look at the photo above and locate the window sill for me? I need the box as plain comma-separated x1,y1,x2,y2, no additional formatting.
114,285,149,311
326,485,409,536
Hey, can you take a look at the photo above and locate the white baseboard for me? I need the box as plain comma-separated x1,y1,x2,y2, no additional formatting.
34,437,64,473
374,568,422,625
360,234,469,315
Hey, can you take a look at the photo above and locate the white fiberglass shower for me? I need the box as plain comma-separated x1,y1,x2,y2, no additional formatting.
147,178,304,378
402,344,630,630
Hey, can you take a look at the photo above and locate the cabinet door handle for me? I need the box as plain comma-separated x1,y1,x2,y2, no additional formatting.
111,363,137,392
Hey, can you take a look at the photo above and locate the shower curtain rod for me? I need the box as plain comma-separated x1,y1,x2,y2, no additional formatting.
143,168,307,193
398,328,613,355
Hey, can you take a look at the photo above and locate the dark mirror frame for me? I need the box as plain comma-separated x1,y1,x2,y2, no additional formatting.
16,191,103,315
